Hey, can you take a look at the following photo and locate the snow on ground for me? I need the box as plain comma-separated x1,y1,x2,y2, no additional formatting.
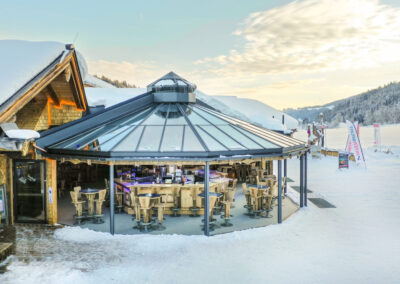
1,147,400,284
0,40,65,105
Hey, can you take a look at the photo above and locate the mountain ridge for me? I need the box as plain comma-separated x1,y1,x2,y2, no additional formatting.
284,82,400,126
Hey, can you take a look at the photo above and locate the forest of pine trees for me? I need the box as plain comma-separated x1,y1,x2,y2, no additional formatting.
285,82,400,126
94,75,137,88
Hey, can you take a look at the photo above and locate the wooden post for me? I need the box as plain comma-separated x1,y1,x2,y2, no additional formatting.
46,159,58,225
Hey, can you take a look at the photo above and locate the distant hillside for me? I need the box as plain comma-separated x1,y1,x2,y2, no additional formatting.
284,82,400,126
94,75,137,88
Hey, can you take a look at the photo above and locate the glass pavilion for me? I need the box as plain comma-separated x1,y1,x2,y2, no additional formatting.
36,72,309,236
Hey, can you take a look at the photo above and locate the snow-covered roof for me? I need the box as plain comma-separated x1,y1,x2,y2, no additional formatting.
0,40,66,107
207,95,298,131
75,52,115,88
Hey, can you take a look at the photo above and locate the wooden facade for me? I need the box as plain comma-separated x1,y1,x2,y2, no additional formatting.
0,46,87,225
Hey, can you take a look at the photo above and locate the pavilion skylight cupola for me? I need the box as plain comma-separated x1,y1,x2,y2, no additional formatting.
147,71,196,104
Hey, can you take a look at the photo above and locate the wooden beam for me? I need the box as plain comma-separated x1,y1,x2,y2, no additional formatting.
47,84,60,107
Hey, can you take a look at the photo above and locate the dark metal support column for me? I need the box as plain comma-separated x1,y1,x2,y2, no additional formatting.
304,153,308,207
300,155,304,208
109,164,115,235
277,160,282,224
283,159,287,194
204,161,210,236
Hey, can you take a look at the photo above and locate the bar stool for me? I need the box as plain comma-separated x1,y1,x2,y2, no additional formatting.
221,188,235,227
242,183,252,215
93,189,107,224
129,190,141,230
213,183,223,215
201,194,220,231
138,195,152,232
171,186,181,217
189,185,201,217
228,179,238,208
70,191,85,225
154,188,170,230
115,186,124,213
249,186,263,218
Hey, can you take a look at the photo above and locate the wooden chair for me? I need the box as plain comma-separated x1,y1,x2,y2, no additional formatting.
263,182,277,218
221,187,235,227
170,186,181,217
154,187,171,230
202,195,219,231
73,186,83,200
256,176,268,188
93,189,107,223
241,183,252,213
129,190,142,230
213,183,224,215
249,186,264,218
115,185,124,213
189,185,202,217
138,195,152,232
70,191,85,225
281,176,287,198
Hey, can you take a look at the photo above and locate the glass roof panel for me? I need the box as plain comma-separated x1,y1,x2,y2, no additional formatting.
195,126,226,151
200,125,245,150
166,104,187,125
160,126,183,151
142,111,166,125
232,125,280,149
218,125,263,149
51,107,153,150
137,126,164,151
183,126,204,151
186,108,208,125
95,125,134,151
193,107,228,125
112,126,144,152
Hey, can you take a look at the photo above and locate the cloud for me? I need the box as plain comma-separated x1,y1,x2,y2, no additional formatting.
198,0,400,75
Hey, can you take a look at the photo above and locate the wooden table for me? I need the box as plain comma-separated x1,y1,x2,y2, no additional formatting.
80,188,99,216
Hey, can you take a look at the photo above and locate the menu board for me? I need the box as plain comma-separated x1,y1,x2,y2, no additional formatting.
339,153,349,169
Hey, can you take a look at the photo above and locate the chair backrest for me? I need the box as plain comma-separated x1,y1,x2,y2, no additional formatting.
129,191,136,207
242,183,248,195
70,191,78,204
98,189,107,203
226,189,235,203
139,196,151,209
231,178,238,190
270,183,278,196
104,178,109,189
73,186,81,196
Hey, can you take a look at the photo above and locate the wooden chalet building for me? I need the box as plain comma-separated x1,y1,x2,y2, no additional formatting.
0,40,87,225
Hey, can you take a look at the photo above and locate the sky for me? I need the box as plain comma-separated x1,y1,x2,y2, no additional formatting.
1,0,400,110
